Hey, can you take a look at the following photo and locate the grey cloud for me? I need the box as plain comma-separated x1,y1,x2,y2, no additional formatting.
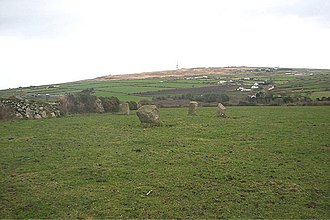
0,0,73,38
273,0,330,27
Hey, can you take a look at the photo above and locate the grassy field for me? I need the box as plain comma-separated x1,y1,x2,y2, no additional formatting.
1,106,329,218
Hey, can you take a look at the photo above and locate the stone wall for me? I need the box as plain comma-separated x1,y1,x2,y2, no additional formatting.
0,98,61,119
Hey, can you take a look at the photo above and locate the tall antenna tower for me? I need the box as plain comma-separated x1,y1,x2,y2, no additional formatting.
176,60,179,70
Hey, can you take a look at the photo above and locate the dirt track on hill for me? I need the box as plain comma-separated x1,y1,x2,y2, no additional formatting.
94,67,255,81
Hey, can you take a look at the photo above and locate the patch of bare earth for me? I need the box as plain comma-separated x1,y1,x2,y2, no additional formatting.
94,67,256,81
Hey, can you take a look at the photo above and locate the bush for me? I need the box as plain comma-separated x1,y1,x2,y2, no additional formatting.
99,96,120,112
0,104,15,120
138,99,154,106
60,88,108,114
195,93,229,103
238,101,256,106
128,101,138,110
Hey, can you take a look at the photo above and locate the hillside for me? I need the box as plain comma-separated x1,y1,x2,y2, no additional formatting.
1,67,330,105
95,67,256,80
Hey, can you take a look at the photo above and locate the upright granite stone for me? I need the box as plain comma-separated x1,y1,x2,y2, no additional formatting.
119,103,130,115
217,102,226,117
188,101,198,116
136,105,161,126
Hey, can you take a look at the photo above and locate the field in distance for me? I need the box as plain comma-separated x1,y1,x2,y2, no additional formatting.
1,67,329,104
0,106,329,218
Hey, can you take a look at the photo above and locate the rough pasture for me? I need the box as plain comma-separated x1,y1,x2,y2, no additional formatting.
0,106,329,218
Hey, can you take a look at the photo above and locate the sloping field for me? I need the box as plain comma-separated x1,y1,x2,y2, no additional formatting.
0,67,329,103
0,106,329,218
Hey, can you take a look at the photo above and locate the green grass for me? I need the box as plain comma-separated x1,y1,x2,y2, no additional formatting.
1,68,329,103
93,91,151,102
0,106,329,218
311,91,330,100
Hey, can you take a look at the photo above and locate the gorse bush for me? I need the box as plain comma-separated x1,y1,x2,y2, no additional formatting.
0,104,15,120
194,93,230,103
60,89,120,115
248,92,314,105
127,101,138,110
153,93,230,103
99,96,120,112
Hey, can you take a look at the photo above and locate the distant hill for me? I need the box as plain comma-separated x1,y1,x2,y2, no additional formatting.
94,67,258,81
1,66,329,105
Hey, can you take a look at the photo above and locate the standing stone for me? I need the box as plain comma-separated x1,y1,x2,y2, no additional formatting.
217,103,226,117
136,105,161,126
188,101,198,116
119,103,130,115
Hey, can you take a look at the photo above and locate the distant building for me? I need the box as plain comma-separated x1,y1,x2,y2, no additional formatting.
268,85,275,91
237,87,252,92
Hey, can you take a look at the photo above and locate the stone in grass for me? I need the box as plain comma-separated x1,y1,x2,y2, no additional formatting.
34,114,42,119
119,103,130,115
188,101,198,116
136,105,161,127
217,102,226,117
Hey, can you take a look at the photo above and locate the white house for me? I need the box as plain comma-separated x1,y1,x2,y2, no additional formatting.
237,86,252,92
268,85,275,91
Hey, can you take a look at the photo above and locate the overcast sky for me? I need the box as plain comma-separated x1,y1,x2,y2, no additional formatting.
0,0,329,89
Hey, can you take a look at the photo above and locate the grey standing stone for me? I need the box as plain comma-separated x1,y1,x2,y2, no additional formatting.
119,103,130,115
188,101,198,116
217,103,226,117
136,105,161,126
